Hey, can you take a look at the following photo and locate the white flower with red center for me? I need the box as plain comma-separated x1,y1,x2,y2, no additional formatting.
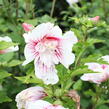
27,100,68,109
81,62,109,84
0,36,18,54
15,86,47,109
22,22,78,85
66,0,79,6
101,55,109,63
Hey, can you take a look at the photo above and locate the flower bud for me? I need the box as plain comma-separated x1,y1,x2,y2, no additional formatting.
22,23,34,32
15,86,47,109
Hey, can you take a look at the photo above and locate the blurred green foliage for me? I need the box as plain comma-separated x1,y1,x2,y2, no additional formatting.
1,0,109,109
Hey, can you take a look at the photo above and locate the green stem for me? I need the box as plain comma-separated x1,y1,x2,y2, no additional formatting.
30,0,35,18
92,95,99,109
50,0,56,17
74,47,86,68
25,0,31,18
102,0,108,21
92,85,101,109
16,0,19,19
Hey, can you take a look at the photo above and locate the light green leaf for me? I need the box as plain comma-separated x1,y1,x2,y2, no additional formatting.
71,66,93,77
0,52,14,62
0,91,12,103
97,105,109,109
0,70,11,80
84,89,96,97
73,80,83,90
7,60,22,67
86,38,105,46
0,41,18,50
15,73,43,84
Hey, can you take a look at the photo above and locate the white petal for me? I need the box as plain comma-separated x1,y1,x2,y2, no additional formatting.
101,55,109,63
58,31,77,68
27,100,51,109
85,62,104,73
15,86,46,109
48,25,62,38
103,65,109,76
63,31,78,46
5,46,19,52
81,73,107,84
34,59,59,85
22,44,36,65
39,51,59,67
43,70,59,85
39,53,53,67
0,36,12,42
60,51,75,68
23,22,54,43
0,36,19,53
66,0,79,5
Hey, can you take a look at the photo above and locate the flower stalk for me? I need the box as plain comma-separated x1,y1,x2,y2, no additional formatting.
67,90,80,109
102,0,108,21
50,0,57,17
16,0,19,18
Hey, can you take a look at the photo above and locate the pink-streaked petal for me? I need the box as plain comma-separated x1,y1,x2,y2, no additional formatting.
23,44,36,65
81,73,107,84
23,22,54,43
34,59,59,85
60,31,77,60
101,64,108,69
57,31,77,68
27,100,67,109
48,26,62,38
45,105,67,109
39,51,59,67
15,86,47,109
103,66,109,76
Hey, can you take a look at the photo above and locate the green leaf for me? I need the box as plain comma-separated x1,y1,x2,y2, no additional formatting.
86,38,105,46
0,41,18,50
96,99,109,107
38,15,56,23
0,91,12,103
24,15,56,26
81,54,108,64
97,105,109,109
73,80,83,90
7,60,22,67
84,89,96,97
0,69,11,80
15,73,43,84
81,98,90,108
71,66,93,77
71,28,83,39
0,52,14,63
24,19,38,26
